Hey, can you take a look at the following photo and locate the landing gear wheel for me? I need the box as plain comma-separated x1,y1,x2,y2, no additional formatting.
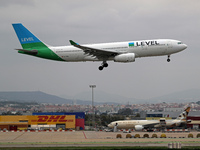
98,61,108,71
99,66,104,71
103,63,108,68
167,55,170,62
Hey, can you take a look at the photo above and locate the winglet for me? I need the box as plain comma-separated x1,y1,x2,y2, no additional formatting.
69,40,79,46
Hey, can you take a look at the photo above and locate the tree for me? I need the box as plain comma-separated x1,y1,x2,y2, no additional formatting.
15,111,22,115
135,113,140,117
118,108,133,115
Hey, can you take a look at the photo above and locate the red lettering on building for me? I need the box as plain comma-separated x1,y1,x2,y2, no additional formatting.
67,120,73,122
33,115,73,123
58,115,68,122
37,116,48,122
47,116,60,122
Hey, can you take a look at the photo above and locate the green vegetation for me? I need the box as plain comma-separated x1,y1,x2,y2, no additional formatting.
126,134,132,138
143,134,149,138
0,101,39,115
151,134,158,138
85,114,124,127
134,134,140,138
0,101,38,107
116,134,122,138
85,108,142,128
188,133,193,138
160,134,166,138
118,108,133,115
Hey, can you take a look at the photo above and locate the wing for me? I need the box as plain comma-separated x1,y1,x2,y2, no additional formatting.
142,122,160,128
69,40,118,59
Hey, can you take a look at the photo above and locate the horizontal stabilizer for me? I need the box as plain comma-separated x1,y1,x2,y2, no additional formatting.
15,49,38,55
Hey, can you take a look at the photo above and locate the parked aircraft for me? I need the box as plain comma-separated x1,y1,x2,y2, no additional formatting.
12,23,187,70
108,107,191,131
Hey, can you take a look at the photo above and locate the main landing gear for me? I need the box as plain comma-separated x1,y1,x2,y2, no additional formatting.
167,55,171,62
99,62,108,71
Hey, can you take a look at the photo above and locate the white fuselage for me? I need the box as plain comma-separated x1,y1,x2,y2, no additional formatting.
108,119,182,130
50,39,187,62
108,107,190,131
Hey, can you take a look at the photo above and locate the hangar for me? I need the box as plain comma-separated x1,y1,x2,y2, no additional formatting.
32,112,85,130
0,112,85,131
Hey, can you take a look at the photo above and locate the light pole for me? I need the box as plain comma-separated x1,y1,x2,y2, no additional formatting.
89,85,96,130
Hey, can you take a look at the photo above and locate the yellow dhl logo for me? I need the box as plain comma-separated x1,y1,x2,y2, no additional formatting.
31,115,74,123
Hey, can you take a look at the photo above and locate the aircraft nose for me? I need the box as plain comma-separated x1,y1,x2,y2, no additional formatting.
183,44,187,50
108,124,112,128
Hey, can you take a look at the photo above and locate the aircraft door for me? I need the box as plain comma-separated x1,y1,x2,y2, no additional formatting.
141,42,147,50
167,41,173,48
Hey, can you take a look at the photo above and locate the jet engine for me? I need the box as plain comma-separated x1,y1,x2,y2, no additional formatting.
114,53,135,62
175,122,182,127
134,125,144,131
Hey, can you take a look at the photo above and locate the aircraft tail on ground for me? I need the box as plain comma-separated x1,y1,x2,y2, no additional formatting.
176,107,191,120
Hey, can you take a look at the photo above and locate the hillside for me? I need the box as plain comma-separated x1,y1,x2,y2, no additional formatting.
0,91,74,104
149,89,200,103
0,91,118,105
0,89,199,105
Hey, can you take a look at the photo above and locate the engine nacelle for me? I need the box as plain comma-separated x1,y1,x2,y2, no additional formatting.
114,53,135,62
175,121,183,127
134,125,144,131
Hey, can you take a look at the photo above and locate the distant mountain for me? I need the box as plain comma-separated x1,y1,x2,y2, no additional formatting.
62,89,200,104
0,91,121,105
61,90,141,104
0,91,74,104
0,89,199,105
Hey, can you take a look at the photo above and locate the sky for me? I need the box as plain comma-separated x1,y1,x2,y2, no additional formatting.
0,0,200,102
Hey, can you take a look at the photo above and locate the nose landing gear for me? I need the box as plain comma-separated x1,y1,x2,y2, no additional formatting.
167,55,170,62
99,62,108,71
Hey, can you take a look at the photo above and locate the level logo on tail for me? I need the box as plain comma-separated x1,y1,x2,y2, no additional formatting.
12,23,63,61
12,23,46,49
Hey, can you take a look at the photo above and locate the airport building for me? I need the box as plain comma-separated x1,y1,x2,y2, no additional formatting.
187,116,200,129
0,112,85,131
32,112,85,130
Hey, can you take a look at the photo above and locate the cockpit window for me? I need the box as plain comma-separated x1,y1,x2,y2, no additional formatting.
178,42,183,44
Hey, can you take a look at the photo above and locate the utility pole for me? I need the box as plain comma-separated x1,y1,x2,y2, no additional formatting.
89,85,96,130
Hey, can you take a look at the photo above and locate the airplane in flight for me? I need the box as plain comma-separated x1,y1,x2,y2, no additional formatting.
12,23,187,70
108,107,191,131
